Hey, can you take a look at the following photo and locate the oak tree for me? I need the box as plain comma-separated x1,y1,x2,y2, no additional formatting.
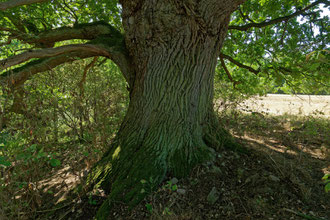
0,0,328,218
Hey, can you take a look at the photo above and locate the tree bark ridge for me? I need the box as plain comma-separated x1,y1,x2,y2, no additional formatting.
87,1,246,219
0,0,49,11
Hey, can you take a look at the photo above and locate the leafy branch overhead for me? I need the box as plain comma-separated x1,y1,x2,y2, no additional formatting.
0,19,134,88
222,0,329,93
228,0,329,31
0,0,329,94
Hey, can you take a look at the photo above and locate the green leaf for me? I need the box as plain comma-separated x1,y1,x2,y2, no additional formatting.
322,174,329,181
325,183,330,193
50,158,61,167
309,63,320,71
171,184,178,191
29,144,38,152
145,203,153,212
0,156,11,167
37,151,47,159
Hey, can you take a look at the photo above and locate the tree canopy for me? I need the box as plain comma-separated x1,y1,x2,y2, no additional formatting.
0,0,329,95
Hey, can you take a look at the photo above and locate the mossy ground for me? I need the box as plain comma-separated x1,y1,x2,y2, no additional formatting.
30,111,329,220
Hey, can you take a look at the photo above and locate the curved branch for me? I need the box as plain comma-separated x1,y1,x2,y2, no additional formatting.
0,43,135,89
220,53,260,75
0,21,136,89
0,0,49,11
0,49,102,88
0,27,21,34
229,0,329,31
0,44,109,71
219,55,240,87
4,21,122,48
79,57,98,98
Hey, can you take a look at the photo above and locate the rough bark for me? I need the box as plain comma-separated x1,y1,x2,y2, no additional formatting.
87,1,244,219
0,0,49,11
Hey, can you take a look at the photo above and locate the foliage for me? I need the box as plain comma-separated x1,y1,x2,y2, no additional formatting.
0,0,329,97
0,58,128,218
220,0,329,95
322,174,330,193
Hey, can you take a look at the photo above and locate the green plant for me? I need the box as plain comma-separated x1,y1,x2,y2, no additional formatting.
164,180,178,192
322,174,330,193
145,203,153,213
0,155,10,167
88,195,97,205
140,177,158,194
163,207,173,215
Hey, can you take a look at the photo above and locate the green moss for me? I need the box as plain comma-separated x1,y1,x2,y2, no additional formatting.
167,142,214,178
88,113,237,219
95,198,112,220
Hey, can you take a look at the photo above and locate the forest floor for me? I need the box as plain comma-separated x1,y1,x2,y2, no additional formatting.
36,107,329,220
2,96,329,220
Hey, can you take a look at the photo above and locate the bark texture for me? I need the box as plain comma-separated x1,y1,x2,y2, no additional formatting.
0,0,49,11
87,1,243,219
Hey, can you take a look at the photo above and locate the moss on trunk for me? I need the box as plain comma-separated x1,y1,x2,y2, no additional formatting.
85,1,243,219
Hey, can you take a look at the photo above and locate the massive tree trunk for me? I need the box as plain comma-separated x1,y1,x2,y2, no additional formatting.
87,1,244,218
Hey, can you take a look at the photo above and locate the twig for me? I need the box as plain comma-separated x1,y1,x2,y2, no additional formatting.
283,208,326,220
36,201,73,213
229,0,329,31
267,154,284,177
238,197,249,215
219,55,241,87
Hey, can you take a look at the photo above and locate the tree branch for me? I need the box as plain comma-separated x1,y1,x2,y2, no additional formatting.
0,0,49,11
78,57,98,98
219,55,240,87
229,0,329,31
220,53,260,75
0,21,136,88
1,21,122,48
0,50,102,88
0,44,110,71
0,41,135,89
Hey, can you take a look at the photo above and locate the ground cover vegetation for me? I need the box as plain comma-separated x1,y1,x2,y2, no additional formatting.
0,0,329,219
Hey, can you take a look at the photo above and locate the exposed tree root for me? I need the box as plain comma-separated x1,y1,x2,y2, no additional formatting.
86,125,223,219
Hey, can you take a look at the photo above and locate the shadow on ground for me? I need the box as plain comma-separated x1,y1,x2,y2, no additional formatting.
23,113,330,219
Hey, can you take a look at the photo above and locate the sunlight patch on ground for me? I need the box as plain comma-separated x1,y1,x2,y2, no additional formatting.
237,132,328,161
237,134,298,156
37,165,85,203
